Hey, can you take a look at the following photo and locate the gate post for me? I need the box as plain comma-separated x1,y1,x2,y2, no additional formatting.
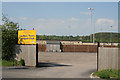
97,42,100,71
36,43,38,67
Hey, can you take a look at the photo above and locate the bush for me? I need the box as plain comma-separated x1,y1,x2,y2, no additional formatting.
2,15,19,61
97,71,110,79
18,58,25,66
94,69,120,79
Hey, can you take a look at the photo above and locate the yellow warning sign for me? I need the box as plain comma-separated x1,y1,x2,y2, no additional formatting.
18,30,36,44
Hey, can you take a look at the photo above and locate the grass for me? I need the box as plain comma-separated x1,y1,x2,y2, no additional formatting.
2,60,14,66
93,69,120,79
2,59,25,66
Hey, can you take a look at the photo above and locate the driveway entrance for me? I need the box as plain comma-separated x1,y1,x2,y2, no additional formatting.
3,52,97,78
38,52,97,78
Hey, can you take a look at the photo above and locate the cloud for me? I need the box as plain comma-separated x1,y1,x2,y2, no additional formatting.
96,18,114,26
36,18,65,24
9,17,14,21
19,17,27,20
69,17,79,22
37,18,46,22
9,17,27,21
95,18,118,33
18,17,118,36
61,20,65,24
80,12,91,15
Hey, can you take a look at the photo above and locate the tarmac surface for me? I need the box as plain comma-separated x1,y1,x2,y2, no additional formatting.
2,52,97,78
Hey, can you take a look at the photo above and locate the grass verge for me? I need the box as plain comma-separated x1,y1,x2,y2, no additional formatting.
2,60,15,66
2,59,25,66
93,69,120,79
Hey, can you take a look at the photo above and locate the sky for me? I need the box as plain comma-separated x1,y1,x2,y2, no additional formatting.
2,2,118,36
1,0,120,2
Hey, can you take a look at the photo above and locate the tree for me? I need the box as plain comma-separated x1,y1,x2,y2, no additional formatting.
2,15,19,61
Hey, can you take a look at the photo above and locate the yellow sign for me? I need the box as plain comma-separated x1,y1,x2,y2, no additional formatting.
18,30,36,44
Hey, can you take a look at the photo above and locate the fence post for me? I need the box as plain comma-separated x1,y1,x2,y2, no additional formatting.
36,43,38,67
97,42,100,71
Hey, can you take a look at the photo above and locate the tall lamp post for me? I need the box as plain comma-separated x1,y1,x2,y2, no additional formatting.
110,26,112,43
88,8,95,43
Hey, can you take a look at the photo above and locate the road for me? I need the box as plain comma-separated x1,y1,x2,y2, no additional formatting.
2,52,97,78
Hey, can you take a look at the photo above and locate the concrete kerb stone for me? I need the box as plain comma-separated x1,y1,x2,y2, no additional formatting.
90,72,95,78
7,66,28,69
90,72,99,78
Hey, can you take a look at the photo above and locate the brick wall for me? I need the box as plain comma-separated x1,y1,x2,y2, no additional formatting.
38,44,46,52
38,44,117,53
61,45,97,52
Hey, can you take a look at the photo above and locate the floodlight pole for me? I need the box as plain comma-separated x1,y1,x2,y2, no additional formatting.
88,8,95,43
110,26,112,43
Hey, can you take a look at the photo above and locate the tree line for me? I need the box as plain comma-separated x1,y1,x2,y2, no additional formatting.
37,32,120,43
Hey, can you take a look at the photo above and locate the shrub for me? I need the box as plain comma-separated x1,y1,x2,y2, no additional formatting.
18,58,25,66
2,15,19,61
94,69,120,79
96,70,110,79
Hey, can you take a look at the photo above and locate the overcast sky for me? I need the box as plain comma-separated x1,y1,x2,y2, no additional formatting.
2,2,118,36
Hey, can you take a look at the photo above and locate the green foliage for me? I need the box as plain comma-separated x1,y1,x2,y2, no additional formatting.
36,32,120,43
36,35,84,41
93,69,120,79
94,32,119,43
2,60,14,66
2,60,19,66
95,70,110,79
18,58,25,66
2,60,24,66
0,25,2,60
2,15,19,61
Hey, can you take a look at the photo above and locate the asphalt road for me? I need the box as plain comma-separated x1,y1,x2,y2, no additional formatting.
2,52,97,78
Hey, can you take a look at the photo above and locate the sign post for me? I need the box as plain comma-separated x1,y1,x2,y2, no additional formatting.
17,30,38,67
